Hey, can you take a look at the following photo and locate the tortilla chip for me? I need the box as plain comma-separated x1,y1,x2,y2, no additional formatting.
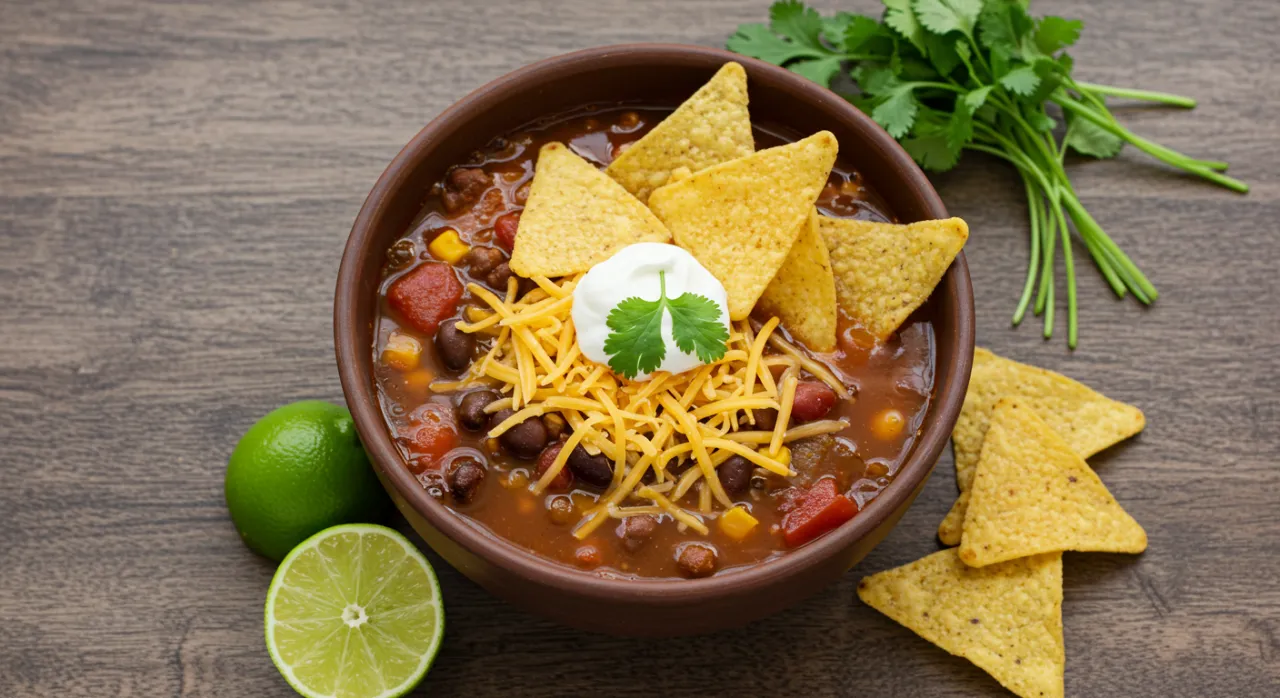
858,548,1064,698
605,62,754,203
937,347,1147,545
648,132,838,320
756,211,838,351
959,399,1148,567
510,142,671,277
819,216,968,340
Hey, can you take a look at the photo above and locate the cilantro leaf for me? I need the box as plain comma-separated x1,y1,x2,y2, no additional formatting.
789,56,843,86
667,293,730,364
603,296,666,379
962,85,993,113
977,0,1033,57
922,33,962,76
830,12,883,54
903,133,961,172
999,65,1041,96
770,0,826,52
1035,16,1083,54
871,85,921,138
883,0,928,55
726,23,819,65
1065,112,1124,158
913,0,983,38
602,271,728,379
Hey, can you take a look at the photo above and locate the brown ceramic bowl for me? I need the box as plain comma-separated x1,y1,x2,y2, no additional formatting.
335,44,974,636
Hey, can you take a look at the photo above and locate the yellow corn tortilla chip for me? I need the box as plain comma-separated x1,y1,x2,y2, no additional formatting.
959,399,1148,567
858,548,1064,698
756,211,838,351
648,132,838,320
819,216,968,340
937,347,1147,544
510,142,671,277
605,62,754,203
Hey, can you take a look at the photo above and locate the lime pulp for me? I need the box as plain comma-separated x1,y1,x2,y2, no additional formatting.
265,524,444,698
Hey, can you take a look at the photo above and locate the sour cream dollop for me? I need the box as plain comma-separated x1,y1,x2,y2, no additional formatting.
572,242,731,381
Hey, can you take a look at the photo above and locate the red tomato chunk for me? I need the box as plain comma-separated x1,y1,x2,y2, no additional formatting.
493,211,521,252
405,403,458,474
387,262,463,335
781,478,858,547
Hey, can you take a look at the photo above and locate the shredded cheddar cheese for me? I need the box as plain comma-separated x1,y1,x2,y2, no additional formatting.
443,274,852,541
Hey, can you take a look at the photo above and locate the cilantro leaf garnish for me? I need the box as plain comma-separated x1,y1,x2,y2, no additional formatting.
603,271,728,380
727,1,1248,349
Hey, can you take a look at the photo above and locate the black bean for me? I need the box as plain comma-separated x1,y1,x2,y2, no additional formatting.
718,455,753,497
434,318,474,372
448,458,486,504
457,390,497,431
676,543,718,578
567,445,613,488
493,408,548,459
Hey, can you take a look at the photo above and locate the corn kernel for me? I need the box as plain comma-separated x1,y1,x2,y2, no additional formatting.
764,445,792,468
381,331,422,371
427,228,471,264
719,506,759,541
403,368,434,392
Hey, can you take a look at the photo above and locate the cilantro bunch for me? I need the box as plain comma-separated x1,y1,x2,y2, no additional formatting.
728,0,1248,347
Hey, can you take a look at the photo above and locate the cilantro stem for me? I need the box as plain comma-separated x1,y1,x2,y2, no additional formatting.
1012,172,1042,326
1056,95,1248,190
1073,81,1198,108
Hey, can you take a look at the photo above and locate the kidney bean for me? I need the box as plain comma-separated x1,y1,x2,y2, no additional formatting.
493,211,521,251
492,408,548,459
464,246,505,276
618,514,657,553
485,261,513,291
567,445,613,488
718,455,754,497
676,543,718,578
534,440,573,491
791,381,837,422
457,390,497,432
447,457,486,504
434,319,475,372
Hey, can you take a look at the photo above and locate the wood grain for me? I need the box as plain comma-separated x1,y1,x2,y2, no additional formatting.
2,0,1278,695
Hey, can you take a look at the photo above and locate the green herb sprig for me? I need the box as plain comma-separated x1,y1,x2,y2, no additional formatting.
728,0,1248,347
603,271,729,379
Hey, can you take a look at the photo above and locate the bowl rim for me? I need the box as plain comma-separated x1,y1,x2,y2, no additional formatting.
335,43,974,603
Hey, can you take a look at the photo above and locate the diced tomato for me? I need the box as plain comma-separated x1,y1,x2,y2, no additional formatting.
387,262,463,335
781,478,858,547
405,402,458,474
493,211,521,251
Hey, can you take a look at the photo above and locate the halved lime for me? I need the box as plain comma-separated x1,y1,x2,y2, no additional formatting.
265,524,444,698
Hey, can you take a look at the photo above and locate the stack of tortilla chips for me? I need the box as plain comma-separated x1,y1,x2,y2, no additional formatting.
511,61,968,349
858,348,1148,698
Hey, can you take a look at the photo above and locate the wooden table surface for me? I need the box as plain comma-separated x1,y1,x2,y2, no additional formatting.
3,0,1278,695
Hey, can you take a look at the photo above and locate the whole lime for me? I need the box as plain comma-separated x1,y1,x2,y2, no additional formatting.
225,401,389,561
